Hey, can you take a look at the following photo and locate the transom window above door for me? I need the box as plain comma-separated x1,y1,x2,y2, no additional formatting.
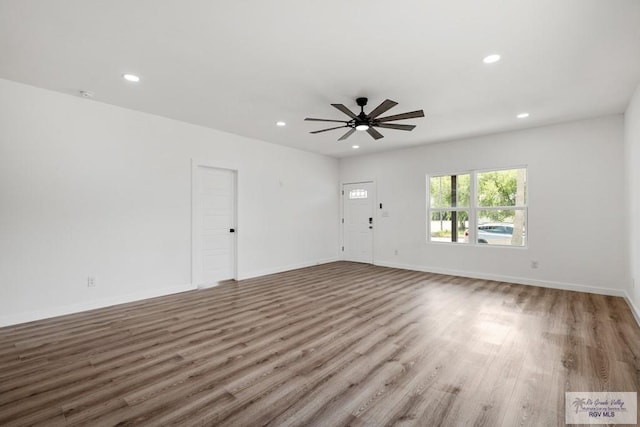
349,189,368,199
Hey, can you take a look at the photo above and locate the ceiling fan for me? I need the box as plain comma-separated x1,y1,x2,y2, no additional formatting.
305,97,425,141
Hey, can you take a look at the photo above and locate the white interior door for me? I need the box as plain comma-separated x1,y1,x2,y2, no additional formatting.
342,182,374,263
193,166,236,286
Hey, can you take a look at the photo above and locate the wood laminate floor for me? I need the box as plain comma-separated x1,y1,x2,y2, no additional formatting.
1,262,639,426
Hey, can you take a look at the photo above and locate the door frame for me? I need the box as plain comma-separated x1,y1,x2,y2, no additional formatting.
340,180,376,264
191,159,239,286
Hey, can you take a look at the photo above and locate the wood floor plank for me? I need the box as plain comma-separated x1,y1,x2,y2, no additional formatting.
1,262,639,426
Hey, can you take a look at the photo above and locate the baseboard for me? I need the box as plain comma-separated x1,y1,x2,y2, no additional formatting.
374,260,628,298
237,257,340,281
0,283,196,327
623,292,640,328
6,261,635,329
0,258,340,327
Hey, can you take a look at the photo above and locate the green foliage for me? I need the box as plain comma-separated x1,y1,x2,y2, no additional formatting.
430,169,526,223
478,170,516,205
430,174,470,208
430,174,470,229
477,169,526,221
431,228,467,238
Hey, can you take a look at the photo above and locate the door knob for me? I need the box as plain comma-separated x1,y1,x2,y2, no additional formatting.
230,228,235,233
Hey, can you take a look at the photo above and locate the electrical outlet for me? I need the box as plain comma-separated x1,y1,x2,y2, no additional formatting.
531,261,539,269
87,276,96,287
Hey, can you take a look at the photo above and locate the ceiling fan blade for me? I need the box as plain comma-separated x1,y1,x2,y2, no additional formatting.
374,123,416,131
366,127,384,140
338,128,357,141
305,118,349,123
310,125,348,134
367,99,398,119
331,104,358,119
376,110,425,122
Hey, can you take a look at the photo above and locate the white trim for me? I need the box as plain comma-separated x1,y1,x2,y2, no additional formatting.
191,157,240,173
375,260,628,298
340,179,376,185
191,160,197,284
624,292,640,328
0,283,196,327
191,160,239,285
237,258,339,280
3,264,637,330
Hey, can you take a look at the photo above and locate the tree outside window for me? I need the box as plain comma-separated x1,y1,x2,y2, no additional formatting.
428,168,527,246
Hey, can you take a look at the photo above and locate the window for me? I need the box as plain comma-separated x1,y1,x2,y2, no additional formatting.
428,168,527,246
429,174,470,243
476,168,527,246
349,189,368,199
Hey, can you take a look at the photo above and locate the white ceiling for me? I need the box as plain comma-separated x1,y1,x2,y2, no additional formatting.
1,1,640,158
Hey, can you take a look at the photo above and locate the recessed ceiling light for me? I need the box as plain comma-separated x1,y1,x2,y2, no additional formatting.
483,54,501,64
276,121,286,127
517,112,530,119
122,73,140,82
352,145,360,149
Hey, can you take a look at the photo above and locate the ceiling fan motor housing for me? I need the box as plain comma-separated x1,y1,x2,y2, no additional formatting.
355,97,369,126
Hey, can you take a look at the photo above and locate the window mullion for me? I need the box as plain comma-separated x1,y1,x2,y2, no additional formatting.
470,170,477,244
451,175,458,242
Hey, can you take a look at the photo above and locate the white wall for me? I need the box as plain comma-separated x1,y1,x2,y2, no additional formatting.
0,79,340,326
625,83,640,319
2,75,634,328
340,116,628,295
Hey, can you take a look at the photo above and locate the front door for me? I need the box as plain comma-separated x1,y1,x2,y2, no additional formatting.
342,182,374,264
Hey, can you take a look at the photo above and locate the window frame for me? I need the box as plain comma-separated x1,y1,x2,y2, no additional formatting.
427,166,528,248
428,173,471,244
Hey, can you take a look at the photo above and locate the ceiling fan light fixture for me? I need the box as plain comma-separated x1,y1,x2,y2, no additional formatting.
355,124,369,131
